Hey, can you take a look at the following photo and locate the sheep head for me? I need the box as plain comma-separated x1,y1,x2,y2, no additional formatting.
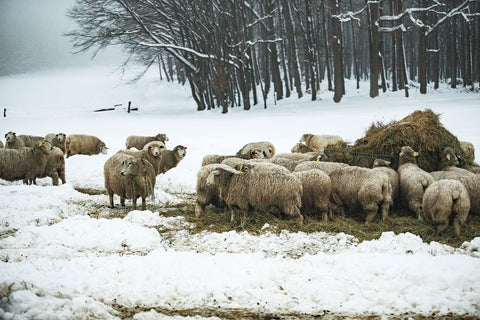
206,166,240,186
440,147,460,168
36,141,52,155
174,145,187,159
373,159,391,168
155,133,169,142
5,131,16,142
55,133,66,143
121,158,148,176
249,149,265,159
144,141,165,157
399,146,419,165
97,141,108,155
234,163,255,173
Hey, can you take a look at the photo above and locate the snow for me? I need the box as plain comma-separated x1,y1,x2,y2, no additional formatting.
1,66,480,319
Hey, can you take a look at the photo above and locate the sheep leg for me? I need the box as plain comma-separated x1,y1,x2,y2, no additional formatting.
380,202,389,222
141,197,146,210
120,197,126,206
59,168,66,184
284,205,303,226
363,203,378,224
108,193,115,208
452,218,461,237
194,202,205,218
51,173,59,186
436,220,449,234
132,197,137,210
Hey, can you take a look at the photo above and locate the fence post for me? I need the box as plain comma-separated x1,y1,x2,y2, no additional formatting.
128,101,131,113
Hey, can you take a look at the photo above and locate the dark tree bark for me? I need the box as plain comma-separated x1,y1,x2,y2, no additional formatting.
330,0,344,103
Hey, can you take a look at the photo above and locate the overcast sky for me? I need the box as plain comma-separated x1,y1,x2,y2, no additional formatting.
0,0,122,76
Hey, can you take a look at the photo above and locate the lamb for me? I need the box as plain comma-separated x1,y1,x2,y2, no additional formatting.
422,179,470,236
104,153,156,210
65,134,108,158
45,133,67,154
329,166,392,223
397,146,434,220
0,141,51,184
430,170,480,215
117,141,165,175
38,144,66,186
206,166,303,224
125,133,169,150
372,159,399,208
299,134,344,151
195,163,231,218
236,141,276,159
201,149,264,166
294,160,349,176
157,145,187,174
292,169,332,222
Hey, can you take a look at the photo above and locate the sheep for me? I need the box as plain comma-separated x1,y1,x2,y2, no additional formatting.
299,134,344,151
294,160,349,176
397,146,434,220
104,153,156,210
117,141,165,175
201,149,264,166
157,145,187,174
329,166,392,223
45,133,67,154
0,141,51,184
292,169,332,222
236,141,275,159
458,141,480,174
422,179,470,236
430,170,480,215
37,143,66,186
195,163,232,218
291,142,317,153
273,153,321,161
65,134,108,158
234,162,290,174
4,132,25,149
206,166,303,224
16,134,44,148
372,159,399,208
125,133,169,150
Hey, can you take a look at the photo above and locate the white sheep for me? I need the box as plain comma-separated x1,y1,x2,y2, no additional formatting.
206,166,303,224
45,133,67,154
294,160,349,176
65,134,108,158
236,141,275,159
4,132,25,149
299,134,344,151
329,166,392,223
38,144,66,186
397,146,434,220
0,141,51,184
104,153,156,210
201,150,264,166
422,179,470,236
195,163,231,218
157,145,187,174
125,133,169,150
292,169,332,222
372,159,399,209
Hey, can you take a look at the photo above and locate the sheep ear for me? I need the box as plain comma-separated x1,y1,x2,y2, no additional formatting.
413,151,419,157
38,142,43,147
446,153,451,161
385,161,391,166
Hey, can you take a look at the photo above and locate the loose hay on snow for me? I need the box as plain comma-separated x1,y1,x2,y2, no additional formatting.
351,109,465,172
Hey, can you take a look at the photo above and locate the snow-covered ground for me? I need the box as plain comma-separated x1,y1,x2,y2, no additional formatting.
0,66,479,319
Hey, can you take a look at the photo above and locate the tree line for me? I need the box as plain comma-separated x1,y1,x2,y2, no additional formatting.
67,0,480,113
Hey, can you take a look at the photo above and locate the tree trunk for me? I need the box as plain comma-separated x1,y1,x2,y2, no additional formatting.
367,0,380,98
330,0,344,102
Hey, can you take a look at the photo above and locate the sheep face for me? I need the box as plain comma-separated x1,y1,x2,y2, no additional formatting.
440,147,460,167
174,145,187,158
121,159,143,176
5,131,16,143
234,163,255,172
98,142,108,155
250,149,265,159
36,141,52,155
55,133,66,143
399,146,419,165
144,141,165,156
206,167,238,186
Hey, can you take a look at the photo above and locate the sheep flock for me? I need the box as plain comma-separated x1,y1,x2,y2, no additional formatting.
1,130,480,237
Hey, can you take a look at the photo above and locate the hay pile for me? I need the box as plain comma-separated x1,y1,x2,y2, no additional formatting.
351,109,464,172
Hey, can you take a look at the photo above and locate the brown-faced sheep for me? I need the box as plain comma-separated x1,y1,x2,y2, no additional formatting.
299,134,344,151
430,170,480,215
292,169,332,222
397,146,434,220
236,141,275,159
422,179,470,236
206,166,303,224
195,163,232,218
104,153,156,210
372,159,399,208
125,133,169,150
0,141,51,184
65,134,108,158
157,145,187,174
294,160,349,176
38,144,66,186
45,133,67,154
329,166,392,223
117,141,165,175
201,150,264,166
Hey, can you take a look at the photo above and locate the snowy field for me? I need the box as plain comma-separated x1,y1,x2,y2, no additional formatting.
0,66,480,319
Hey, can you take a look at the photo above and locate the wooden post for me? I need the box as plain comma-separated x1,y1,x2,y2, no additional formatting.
128,101,131,113
3,108,6,117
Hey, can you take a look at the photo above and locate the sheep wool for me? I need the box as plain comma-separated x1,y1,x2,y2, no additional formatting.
236,141,276,159
45,133,67,154
292,169,332,222
372,159,399,208
65,134,108,158
158,145,187,174
299,134,344,151
125,133,169,150
422,179,470,236
195,163,232,217
118,141,165,175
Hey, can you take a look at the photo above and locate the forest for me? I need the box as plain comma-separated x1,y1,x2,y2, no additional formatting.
67,0,480,113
